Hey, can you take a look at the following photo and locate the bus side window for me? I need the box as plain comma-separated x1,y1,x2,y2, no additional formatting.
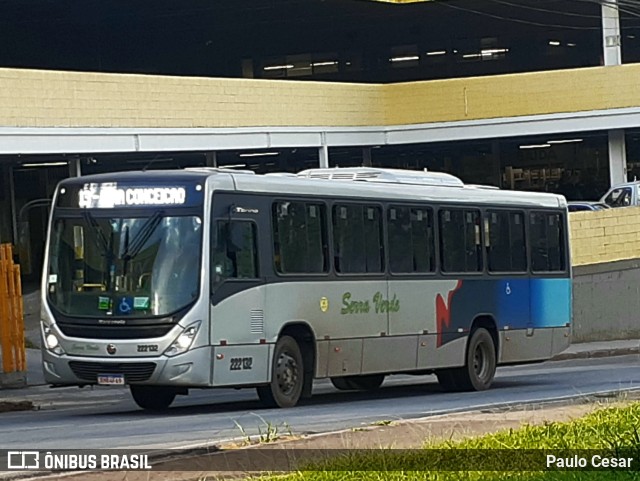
486,210,526,273
212,221,258,285
510,212,527,271
439,208,482,273
272,201,328,274
411,207,435,272
388,206,413,273
333,204,383,274
388,206,434,273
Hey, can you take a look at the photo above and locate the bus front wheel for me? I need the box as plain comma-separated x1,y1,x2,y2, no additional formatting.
436,327,496,392
130,385,177,410
257,335,304,408
331,374,385,391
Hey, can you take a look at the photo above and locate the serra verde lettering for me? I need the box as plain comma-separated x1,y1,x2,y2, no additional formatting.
341,291,400,315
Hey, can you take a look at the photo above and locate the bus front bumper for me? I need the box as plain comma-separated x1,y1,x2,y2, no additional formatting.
41,346,214,387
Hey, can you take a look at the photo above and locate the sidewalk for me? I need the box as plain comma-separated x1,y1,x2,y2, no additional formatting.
551,339,640,360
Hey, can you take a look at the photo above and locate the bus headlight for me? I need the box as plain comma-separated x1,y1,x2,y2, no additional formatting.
43,326,65,355
165,321,200,357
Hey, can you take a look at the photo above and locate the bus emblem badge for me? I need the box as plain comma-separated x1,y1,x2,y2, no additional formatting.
320,297,329,312
106,344,117,355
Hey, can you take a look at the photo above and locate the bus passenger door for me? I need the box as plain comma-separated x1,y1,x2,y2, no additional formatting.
209,194,269,386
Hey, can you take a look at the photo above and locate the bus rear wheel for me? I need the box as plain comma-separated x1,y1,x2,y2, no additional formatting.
330,374,385,391
130,385,177,410
436,327,496,392
257,335,304,408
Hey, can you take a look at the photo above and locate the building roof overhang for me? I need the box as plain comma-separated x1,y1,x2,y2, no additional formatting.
0,106,638,156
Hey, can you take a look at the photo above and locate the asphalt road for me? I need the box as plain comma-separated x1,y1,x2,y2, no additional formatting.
1,355,639,451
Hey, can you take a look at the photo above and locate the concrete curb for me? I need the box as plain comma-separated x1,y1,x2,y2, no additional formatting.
551,346,640,361
0,399,34,413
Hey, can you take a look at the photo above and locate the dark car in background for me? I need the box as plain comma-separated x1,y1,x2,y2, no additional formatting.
568,202,611,212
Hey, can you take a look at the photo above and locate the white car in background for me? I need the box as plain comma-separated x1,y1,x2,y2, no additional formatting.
599,181,640,208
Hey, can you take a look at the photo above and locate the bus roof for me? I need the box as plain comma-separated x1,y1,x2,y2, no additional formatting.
58,169,211,186
231,168,565,208
59,167,566,209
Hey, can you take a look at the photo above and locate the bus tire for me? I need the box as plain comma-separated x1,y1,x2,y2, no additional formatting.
436,328,496,392
130,385,176,410
330,377,353,390
435,369,460,392
331,374,385,391
257,335,304,408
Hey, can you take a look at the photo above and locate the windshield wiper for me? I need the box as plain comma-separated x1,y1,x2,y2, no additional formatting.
121,211,164,262
82,211,115,290
82,211,110,256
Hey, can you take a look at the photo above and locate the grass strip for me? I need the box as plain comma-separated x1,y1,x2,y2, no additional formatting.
258,402,640,480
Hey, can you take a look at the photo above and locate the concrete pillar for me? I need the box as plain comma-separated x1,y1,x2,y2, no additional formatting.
205,152,218,167
0,164,13,244
602,0,622,66
68,157,82,177
319,133,329,168
8,165,17,245
490,141,502,187
608,129,627,186
241,59,254,78
362,147,372,167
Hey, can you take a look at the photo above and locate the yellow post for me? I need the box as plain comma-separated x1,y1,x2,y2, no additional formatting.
14,264,26,372
0,244,25,374
7,247,18,372
0,244,14,373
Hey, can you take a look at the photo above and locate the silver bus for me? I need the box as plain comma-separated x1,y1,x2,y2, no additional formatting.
41,167,571,410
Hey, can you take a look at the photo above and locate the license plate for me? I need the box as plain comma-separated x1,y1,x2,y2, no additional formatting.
97,374,125,385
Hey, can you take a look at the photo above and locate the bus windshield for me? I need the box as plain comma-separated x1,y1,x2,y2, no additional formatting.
47,212,202,318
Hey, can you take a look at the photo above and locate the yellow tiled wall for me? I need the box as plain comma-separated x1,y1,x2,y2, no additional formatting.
0,69,384,128
1,64,640,128
384,65,640,124
570,207,640,266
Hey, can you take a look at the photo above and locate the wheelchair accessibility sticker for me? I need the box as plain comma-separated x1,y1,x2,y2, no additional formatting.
117,297,134,315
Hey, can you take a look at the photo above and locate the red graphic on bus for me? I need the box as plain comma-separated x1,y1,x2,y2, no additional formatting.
435,280,463,348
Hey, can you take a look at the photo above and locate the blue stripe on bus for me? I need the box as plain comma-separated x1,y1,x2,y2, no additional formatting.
529,278,572,328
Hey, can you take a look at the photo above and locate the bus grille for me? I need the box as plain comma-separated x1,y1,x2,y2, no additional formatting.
69,361,157,382
58,324,174,340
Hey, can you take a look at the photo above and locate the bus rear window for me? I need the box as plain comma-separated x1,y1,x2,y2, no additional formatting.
530,212,565,272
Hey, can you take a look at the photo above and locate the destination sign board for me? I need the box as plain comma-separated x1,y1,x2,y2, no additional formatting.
56,182,204,209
